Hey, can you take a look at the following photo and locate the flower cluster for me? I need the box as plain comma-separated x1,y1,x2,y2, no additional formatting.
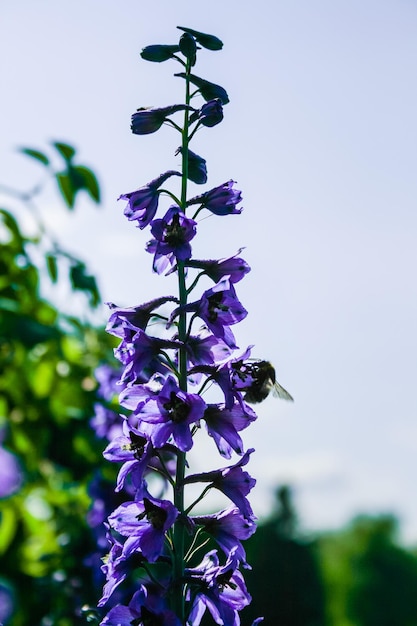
97,26,291,626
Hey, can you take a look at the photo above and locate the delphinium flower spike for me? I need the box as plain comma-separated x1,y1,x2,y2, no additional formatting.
97,25,292,626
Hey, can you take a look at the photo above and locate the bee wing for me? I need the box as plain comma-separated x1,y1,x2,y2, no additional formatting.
272,381,294,402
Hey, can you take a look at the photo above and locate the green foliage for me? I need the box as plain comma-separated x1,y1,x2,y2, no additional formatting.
18,147,51,167
242,487,326,626
317,515,417,626
69,263,100,308
0,145,116,625
4,142,102,307
51,142,101,209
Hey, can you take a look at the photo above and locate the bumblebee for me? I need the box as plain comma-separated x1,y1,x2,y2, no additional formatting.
243,360,294,404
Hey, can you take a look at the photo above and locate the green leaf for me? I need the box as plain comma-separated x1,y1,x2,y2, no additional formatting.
73,165,101,203
140,44,180,62
0,311,60,346
52,141,76,162
56,171,76,209
69,263,100,307
0,506,18,554
30,360,55,397
19,147,50,166
177,26,223,51
46,254,58,283
0,208,25,244
55,165,101,209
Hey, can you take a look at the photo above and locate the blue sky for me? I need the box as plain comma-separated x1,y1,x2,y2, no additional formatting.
2,1,417,541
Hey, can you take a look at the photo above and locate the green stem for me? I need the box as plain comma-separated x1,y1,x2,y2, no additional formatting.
186,271,205,296
184,484,212,516
172,56,192,625
159,188,182,206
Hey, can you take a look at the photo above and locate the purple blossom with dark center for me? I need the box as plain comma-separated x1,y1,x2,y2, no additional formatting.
192,506,256,564
196,279,247,340
186,548,251,626
98,532,138,607
101,585,181,625
114,328,182,385
135,376,206,451
186,251,250,284
103,421,155,493
203,402,258,458
184,449,255,519
119,171,181,229
108,495,178,562
187,180,242,216
147,206,197,274
106,297,178,340
170,278,247,348
131,104,192,135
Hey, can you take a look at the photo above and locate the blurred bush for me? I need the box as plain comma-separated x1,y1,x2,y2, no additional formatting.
0,144,116,625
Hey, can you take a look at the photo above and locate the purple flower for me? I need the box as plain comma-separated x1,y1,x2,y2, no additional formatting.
176,147,207,184
189,99,223,128
98,532,133,607
135,376,206,451
184,331,233,369
95,364,121,399
203,403,257,458
192,506,256,564
90,404,123,441
131,105,192,135
108,495,178,562
187,180,242,216
205,346,255,409
0,444,22,498
106,297,178,340
101,585,181,625
171,278,247,348
184,449,255,519
114,329,182,385
103,422,155,493
104,412,177,495
199,99,224,126
147,206,197,274
186,548,250,626
186,251,250,284
118,170,180,229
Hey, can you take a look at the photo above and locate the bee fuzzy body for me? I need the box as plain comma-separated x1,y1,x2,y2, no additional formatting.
242,360,293,404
